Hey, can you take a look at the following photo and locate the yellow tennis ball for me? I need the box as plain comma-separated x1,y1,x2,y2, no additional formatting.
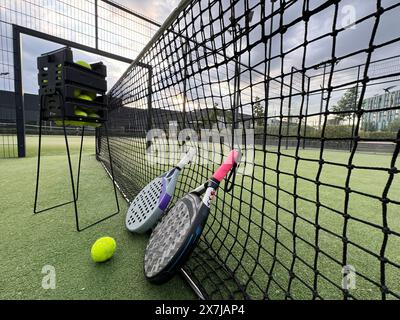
77,94,93,101
87,112,100,118
74,108,87,117
75,60,92,70
73,89,82,98
85,91,97,100
54,120,83,127
91,237,116,263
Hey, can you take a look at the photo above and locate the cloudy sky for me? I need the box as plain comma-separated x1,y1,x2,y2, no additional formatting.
115,0,179,22
19,0,177,94
1,0,399,116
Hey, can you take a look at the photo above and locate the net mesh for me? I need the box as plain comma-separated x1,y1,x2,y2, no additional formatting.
97,0,400,300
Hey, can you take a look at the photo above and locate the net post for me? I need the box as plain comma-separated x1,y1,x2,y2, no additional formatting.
13,25,26,158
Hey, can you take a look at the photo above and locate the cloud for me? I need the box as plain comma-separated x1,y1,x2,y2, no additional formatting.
114,0,178,23
4,0,400,116
21,34,129,94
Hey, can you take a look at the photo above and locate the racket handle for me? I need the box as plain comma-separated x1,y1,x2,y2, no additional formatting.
212,149,241,182
176,147,197,169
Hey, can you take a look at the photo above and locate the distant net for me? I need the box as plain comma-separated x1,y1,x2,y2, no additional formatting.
0,122,17,158
97,0,400,299
25,124,96,136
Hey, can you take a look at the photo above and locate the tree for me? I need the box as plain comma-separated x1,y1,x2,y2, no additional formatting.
387,118,400,133
202,103,218,127
363,120,377,132
253,96,264,127
331,87,358,124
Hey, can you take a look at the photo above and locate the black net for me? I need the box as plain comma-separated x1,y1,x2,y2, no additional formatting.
0,20,17,158
97,0,400,300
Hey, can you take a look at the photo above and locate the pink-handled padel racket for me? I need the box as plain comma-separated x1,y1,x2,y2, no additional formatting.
144,149,241,284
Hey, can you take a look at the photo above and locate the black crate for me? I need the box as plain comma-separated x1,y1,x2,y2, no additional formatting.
37,47,108,124
42,94,107,124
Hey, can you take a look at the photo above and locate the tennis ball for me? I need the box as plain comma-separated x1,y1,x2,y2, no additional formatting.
87,111,100,118
75,60,92,70
54,120,83,127
74,108,87,117
77,94,93,102
54,120,64,127
91,237,116,263
85,91,97,100
83,112,101,127
42,79,48,84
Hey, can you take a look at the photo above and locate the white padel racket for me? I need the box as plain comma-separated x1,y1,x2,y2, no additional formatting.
125,147,197,233
144,149,241,283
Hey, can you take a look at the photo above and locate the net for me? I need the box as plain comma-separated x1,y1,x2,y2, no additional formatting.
0,122,17,158
97,0,400,300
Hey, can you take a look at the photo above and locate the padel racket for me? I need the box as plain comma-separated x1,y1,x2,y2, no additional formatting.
125,147,197,234
144,149,241,284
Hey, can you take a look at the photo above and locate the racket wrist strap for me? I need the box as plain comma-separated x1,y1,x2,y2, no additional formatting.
223,162,237,192
208,178,220,190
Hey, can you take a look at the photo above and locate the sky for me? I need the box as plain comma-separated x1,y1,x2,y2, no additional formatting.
20,0,177,94
1,0,399,116
114,0,179,23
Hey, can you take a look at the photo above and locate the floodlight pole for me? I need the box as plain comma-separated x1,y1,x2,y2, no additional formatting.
318,63,327,131
182,41,189,129
230,10,253,142
234,27,241,132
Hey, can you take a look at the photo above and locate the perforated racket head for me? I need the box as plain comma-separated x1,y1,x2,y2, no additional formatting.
144,193,207,283
125,177,164,233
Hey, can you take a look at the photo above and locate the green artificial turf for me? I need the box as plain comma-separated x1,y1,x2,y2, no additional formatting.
187,147,400,299
0,135,195,299
1,135,399,300
146,143,399,299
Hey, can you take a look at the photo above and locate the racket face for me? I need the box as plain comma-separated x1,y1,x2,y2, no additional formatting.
144,193,207,282
125,168,181,233
125,177,164,233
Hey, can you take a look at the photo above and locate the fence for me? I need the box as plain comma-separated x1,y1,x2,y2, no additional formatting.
0,0,160,158
98,0,400,299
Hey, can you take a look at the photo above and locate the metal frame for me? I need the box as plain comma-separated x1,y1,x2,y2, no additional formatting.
12,24,134,158
11,24,155,157
5,0,206,299
34,100,120,232
13,27,25,157
11,0,158,158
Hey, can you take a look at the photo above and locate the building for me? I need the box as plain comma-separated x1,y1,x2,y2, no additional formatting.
362,90,400,130
0,91,40,125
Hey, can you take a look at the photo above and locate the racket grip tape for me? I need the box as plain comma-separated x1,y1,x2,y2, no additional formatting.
212,149,241,182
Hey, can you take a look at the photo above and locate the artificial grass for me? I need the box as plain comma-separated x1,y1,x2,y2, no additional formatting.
136,143,399,299
1,135,399,300
0,135,195,299
198,148,400,299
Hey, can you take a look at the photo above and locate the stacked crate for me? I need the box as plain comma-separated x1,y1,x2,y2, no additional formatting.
37,47,107,127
